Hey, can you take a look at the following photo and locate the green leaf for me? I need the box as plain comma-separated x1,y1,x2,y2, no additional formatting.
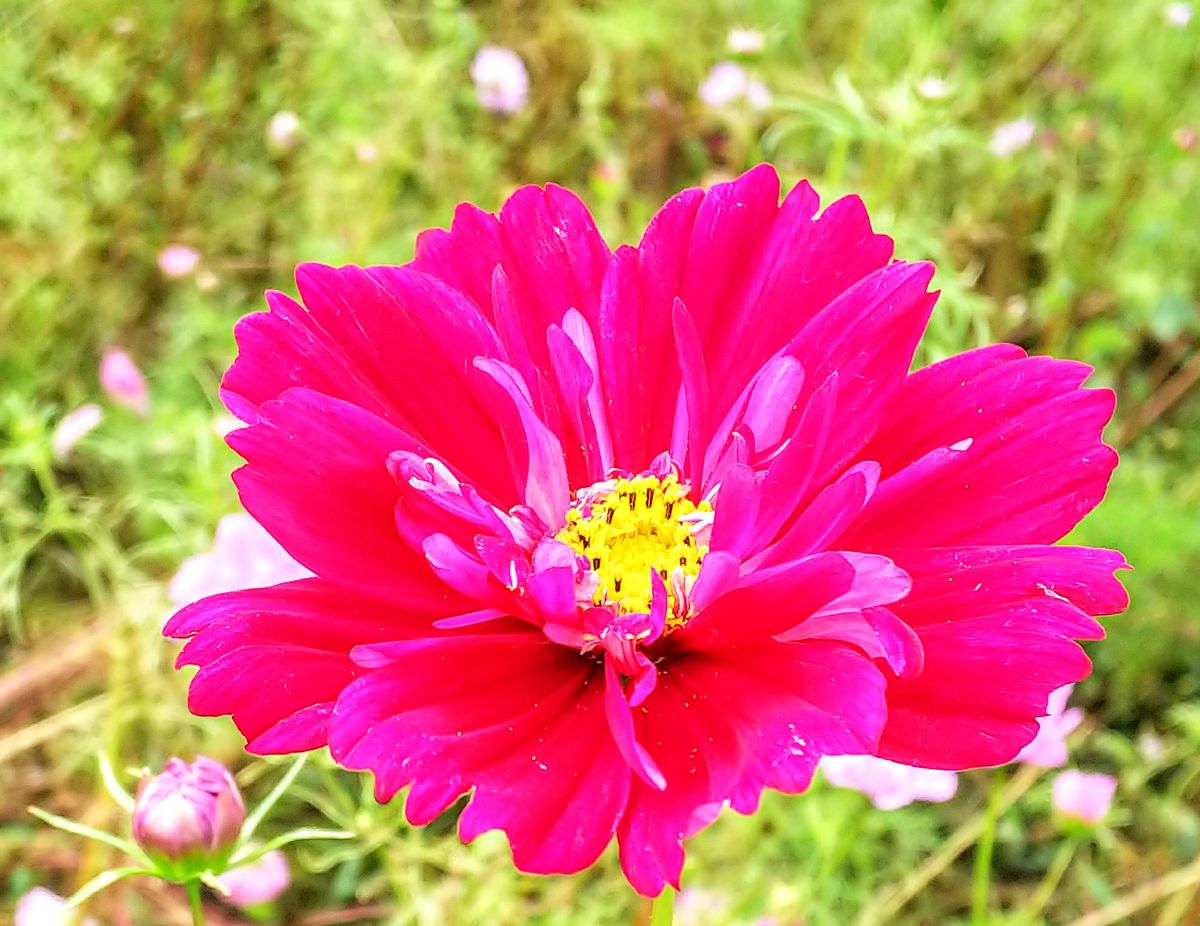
238,753,308,845
97,751,135,812
228,828,353,867
65,866,152,908
28,806,150,866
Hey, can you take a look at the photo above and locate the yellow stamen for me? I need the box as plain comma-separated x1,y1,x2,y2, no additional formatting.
555,474,710,617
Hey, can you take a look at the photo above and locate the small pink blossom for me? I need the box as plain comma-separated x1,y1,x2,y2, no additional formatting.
215,850,290,907
989,117,1036,157
267,111,302,153
133,756,245,861
99,348,150,416
15,888,96,926
52,403,103,460
157,243,200,279
169,513,311,608
1052,770,1116,824
821,755,958,810
699,61,771,110
1165,3,1193,27
1015,684,1083,767
727,28,765,54
470,46,529,115
1173,126,1197,151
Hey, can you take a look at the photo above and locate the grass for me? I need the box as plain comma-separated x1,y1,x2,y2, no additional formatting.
2,0,1199,923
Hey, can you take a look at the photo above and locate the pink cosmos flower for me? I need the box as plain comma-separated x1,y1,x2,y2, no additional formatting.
989,117,1036,157
1052,770,1117,825
699,62,771,110
99,347,150,416
15,887,96,926
215,849,290,907
169,513,311,608
52,403,104,460
470,46,529,115
166,165,1127,896
1014,684,1083,767
158,243,201,279
820,755,958,810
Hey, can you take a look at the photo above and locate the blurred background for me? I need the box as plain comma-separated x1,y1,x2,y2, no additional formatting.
2,0,1199,923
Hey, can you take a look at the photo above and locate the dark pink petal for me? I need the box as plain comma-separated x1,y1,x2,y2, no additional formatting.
845,348,1118,547
329,633,630,876
875,545,1128,768
166,579,434,753
228,389,465,608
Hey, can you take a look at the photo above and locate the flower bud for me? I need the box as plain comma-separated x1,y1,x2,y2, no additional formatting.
133,756,245,861
1052,770,1117,826
99,347,150,417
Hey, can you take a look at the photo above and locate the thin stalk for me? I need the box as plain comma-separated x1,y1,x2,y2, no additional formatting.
186,879,206,926
972,769,1007,924
1021,837,1078,923
649,886,676,926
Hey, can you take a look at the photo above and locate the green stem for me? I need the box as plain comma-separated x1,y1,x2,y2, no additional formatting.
649,886,676,926
186,879,206,926
1021,838,1078,923
972,769,1007,924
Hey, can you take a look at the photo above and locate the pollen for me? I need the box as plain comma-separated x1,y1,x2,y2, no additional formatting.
555,473,710,616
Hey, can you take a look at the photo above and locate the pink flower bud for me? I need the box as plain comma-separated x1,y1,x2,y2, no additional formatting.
15,888,96,926
99,348,150,417
215,850,290,907
1052,770,1117,825
133,757,245,861
157,243,201,279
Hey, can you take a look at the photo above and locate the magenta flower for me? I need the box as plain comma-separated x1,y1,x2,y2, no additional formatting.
820,755,958,810
215,849,290,907
470,46,529,115
1014,684,1084,767
169,513,311,609
133,756,245,861
1052,770,1117,825
99,347,150,416
166,166,1126,896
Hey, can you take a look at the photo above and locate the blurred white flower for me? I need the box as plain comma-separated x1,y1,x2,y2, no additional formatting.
267,110,302,153
727,27,765,54
989,117,1036,156
15,888,96,926
52,403,103,460
917,76,951,99
699,61,772,110
1165,3,1193,27
355,140,380,162
157,243,200,279
471,46,529,115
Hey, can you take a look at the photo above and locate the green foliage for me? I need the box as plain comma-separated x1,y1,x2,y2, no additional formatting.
2,0,1199,923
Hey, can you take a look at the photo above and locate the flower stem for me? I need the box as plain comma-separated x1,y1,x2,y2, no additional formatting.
1021,837,1078,922
649,886,676,926
972,768,1006,924
186,879,206,926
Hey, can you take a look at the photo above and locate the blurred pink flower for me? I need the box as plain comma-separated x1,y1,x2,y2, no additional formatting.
215,850,290,907
470,46,529,114
1052,770,1116,824
1015,684,1083,767
169,513,311,608
52,403,103,460
355,141,380,162
133,756,245,861
699,61,771,110
267,111,302,153
1173,126,1197,151
820,755,958,810
157,243,200,279
1165,3,1193,27
989,117,1036,157
727,28,765,54
99,348,150,416
15,888,96,926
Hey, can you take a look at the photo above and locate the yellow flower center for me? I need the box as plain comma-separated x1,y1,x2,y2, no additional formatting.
555,473,710,616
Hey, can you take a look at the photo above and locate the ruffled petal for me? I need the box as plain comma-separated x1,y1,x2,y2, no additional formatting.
228,388,461,608
329,632,629,876
166,579,436,753
844,347,1118,547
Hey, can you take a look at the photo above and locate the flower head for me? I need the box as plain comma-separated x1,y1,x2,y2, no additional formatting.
167,165,1126,895
158,243,200,279
267,111,302,154
215,849,290,907
470,46,529,114
133,756,244,861
990,117,1036,156
820,755,958,810
727,28,765,54
1052,770,1117,825
52,403,103,460
1015,684,1084,767
99,348,150,416
699,61,771,110
1165,2,1193,27
15,888,96,926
